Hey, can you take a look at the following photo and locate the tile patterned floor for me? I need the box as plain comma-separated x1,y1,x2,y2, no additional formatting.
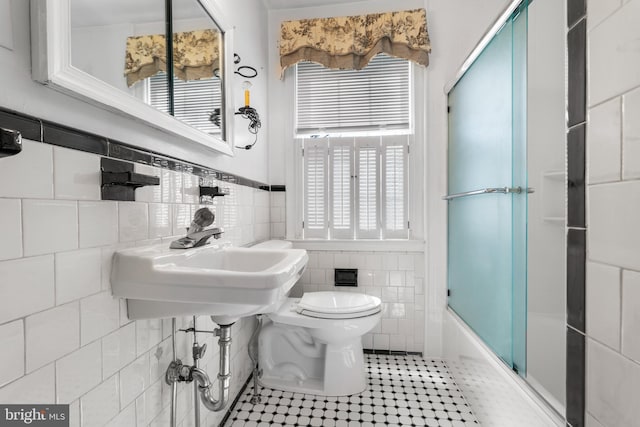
223,354,479,426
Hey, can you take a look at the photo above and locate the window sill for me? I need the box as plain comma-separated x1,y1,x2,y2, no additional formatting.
290,239,425,252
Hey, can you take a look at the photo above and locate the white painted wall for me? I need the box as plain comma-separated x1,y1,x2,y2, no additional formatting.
0,0,270,183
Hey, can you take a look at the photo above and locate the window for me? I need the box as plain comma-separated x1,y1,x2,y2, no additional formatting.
302,135,409,239
297,54,412,240
148,74,222,135
295,54,412,137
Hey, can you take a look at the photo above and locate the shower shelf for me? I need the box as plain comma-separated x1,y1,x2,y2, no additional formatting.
543,216,565,224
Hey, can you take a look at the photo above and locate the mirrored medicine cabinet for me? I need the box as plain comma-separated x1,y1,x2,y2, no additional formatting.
31,0,235,155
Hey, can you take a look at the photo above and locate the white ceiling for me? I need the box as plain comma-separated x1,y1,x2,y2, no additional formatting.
262,0,366,10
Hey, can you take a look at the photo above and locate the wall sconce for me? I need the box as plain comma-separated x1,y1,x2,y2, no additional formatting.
235,80,261,150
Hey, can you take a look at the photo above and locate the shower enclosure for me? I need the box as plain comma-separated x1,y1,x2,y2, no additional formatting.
446,3,528,375
445,0,567,416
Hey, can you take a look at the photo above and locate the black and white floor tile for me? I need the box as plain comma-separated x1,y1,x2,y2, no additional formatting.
224,354,479,426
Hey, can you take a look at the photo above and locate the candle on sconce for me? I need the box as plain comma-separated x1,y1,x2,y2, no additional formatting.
243,81,252,107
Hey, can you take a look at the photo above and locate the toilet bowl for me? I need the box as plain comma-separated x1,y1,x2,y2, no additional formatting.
253,239,381,396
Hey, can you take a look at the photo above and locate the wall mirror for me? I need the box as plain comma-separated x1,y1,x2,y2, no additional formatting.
31,0,235,156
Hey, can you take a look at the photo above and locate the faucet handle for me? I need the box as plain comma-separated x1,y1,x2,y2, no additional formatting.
189,208,215,233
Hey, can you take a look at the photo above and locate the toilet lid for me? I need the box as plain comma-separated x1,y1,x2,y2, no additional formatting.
296,292,381,319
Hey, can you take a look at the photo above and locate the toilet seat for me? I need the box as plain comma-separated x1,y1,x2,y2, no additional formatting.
296,291,381,319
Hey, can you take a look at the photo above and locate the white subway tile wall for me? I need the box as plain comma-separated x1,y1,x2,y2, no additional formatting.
0,139,270,426
587,0,640,424
295,250,425,352
270,192,286,238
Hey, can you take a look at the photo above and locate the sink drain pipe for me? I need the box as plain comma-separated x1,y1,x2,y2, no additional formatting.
191,323,232,412
166,320,233,426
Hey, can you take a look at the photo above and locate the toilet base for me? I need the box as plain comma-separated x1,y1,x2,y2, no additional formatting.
258,320,369,396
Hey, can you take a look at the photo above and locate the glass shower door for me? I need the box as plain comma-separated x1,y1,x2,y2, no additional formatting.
447,6,528,374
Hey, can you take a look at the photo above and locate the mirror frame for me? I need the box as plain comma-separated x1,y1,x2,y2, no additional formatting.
30,0,235,156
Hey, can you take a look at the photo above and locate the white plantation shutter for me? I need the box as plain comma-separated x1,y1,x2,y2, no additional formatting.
295,54,411,136
356,138,380,239
149,74,222,135
303,139,328,238
301,138,408,240
382,136,409,239
329,140,354,239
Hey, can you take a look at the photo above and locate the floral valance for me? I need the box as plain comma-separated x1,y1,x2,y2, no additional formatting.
279,8,431,77
124,29,220,87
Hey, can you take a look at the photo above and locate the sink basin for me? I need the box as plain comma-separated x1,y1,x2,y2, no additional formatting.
111,242,308,324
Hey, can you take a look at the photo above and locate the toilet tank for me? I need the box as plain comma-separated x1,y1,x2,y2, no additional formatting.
252,240,293,249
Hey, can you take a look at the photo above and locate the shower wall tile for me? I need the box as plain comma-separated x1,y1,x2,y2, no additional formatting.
589,0,640,106
586,262,621,351
622,87,640,180
589,181,640,271
587,0,621,29
586,1,640,425
621,270,640,363
587,98,621,184
586,338,640,426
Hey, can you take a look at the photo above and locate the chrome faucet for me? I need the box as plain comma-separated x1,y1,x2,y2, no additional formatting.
170,208,224,249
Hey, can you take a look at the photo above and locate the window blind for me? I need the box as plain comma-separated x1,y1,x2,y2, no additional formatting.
295,54,411,136
149,74,222,135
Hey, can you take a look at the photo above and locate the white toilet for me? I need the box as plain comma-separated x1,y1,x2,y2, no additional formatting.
253,240,382,396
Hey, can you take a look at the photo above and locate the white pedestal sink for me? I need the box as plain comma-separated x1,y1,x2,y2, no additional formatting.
111,242,308,325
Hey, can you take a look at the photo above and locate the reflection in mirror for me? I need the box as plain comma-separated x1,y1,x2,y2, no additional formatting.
70,0,168,110
171,0,223,135
69,0,223,137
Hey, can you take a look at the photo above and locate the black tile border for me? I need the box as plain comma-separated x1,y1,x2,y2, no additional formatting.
568,124,586,228
566,1,587,424
568,20,587,128
567,229,586,332
0,106,273,191
567,0,586,28
566,327,585,427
